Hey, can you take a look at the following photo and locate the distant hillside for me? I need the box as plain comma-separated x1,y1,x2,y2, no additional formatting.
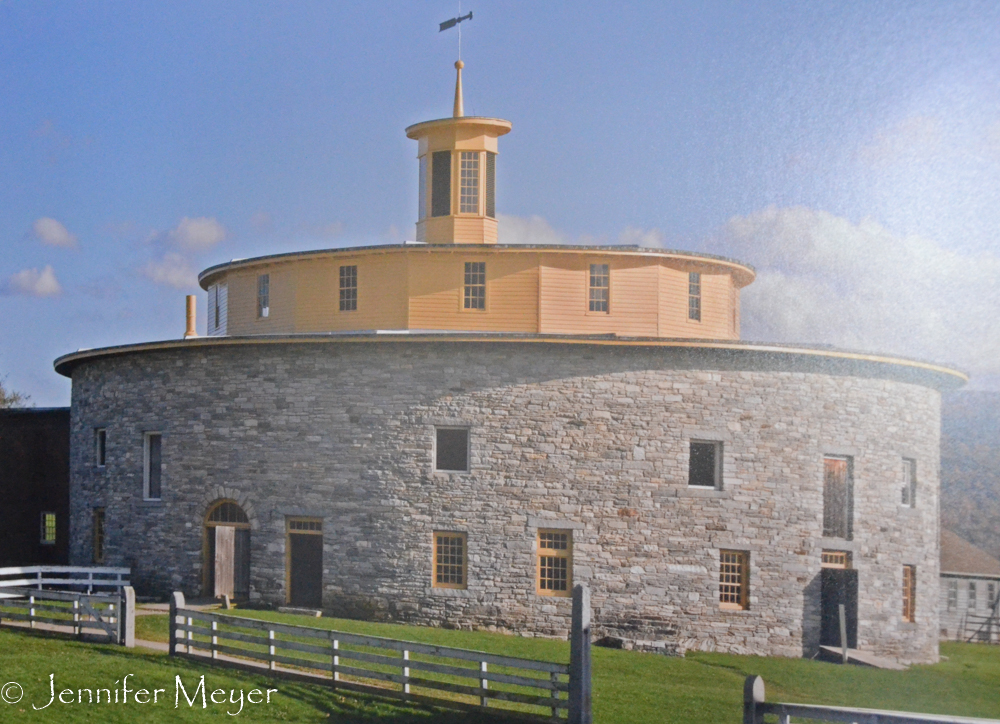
941,391,1000,561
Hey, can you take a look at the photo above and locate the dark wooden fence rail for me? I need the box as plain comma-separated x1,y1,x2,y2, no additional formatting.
170,584,593,724
743,675,1000,724
0,585,135,646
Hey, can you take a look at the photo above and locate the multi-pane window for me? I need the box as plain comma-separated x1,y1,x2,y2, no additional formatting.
537,530,571,596
144,432,162,500
460,152,480,213
947,580,958,610
435,427,470,472
719,550,749,610
901,458,917,507
93,508,105,564
288,519,323,532
95,428,107,467
822,456,853,539
689,441,722,488
903,565,917,622
821,551,850,569
589,264,609,313
464,262,486,310
433,532,467,589
688,272,702,321
339,265,358,312
257,274,270,318
40,512,56,545
968,581,977,609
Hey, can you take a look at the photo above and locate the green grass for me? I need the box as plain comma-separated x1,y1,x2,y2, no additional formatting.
4,610,1000,723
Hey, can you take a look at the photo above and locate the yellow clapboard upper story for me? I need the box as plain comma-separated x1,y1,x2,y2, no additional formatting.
196,61,756,341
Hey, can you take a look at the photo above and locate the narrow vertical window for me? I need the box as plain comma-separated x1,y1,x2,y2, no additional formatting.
947,580,958,610
990,583,997,608
435,427,470,472
144,432,162,500
257,274,270,318
719,550,749,610
211,284,220,331
588,263,609,313
537,530,572,597
339,265,358,312
95,428,107,467
968,581,977,610
40,512,57,545
688,441,722,488
485,151,496,218
93,508,106,564
822,456,853,539
431,151,451,217
901,458,917,507
903,565,917,622
459,151,479,213
688,271,702,321
418,155,427,220
433,532,467,589
464,261,486,310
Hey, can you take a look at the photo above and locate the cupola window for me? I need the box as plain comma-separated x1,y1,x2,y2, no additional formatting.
460,152,480,213
339,265,358,312
257,274,270,318
431,151,451,217
485,152,496,218
688,272,701,321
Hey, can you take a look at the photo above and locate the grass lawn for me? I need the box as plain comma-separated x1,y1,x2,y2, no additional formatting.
2,610,999,722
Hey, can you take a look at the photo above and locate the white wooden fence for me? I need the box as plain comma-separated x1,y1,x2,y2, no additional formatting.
0,566,130,598
743,675,1000,724
0,585,135,647
170,584,594,723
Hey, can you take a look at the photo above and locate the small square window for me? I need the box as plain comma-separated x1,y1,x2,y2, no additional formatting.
688,441,722,488
719,550,749,610
433,532,467,589
40,512,57,545
95,428,107,467
435,428,469,472
144,432,163,500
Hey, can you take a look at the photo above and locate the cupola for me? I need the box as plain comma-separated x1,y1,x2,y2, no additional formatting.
405,61,512,244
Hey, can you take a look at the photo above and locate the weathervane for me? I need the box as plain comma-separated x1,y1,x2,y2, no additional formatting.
439,6,473,118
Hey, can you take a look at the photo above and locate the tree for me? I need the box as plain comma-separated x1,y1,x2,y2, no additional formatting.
0,376,30,408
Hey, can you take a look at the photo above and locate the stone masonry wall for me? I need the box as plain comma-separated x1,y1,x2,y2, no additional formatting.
68,341,941,663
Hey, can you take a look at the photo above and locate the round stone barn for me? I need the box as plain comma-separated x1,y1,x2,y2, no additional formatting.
56,64,964,664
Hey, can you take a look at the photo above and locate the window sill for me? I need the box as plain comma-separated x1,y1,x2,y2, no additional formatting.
819,537,856,551
675,487,729,499
141,499,163,506
427,586,474,598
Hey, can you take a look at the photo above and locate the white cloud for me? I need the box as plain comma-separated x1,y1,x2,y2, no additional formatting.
4,265,62,296
617,226,667,247
168,216,227,250
250,211,274,234
714,205,1000,380
32,217,77,248
496,214,572,245
142,252,199,289
860,115,943,165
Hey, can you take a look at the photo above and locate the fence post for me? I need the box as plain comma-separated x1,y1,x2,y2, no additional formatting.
211,620,218,659
402,649,411,695
568,583,592,724
331,637,339,687
169,591,185,656
268,629,276,671
550,670,560,718
73,595,81,638
743,675,765,724
839,603,848,664
120,586,135,648
29,594,35,629
479,661,488,707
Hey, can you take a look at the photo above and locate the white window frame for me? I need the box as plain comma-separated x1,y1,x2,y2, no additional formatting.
143,432,163,501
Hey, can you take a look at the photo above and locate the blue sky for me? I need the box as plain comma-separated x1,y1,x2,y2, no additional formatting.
2,1,999,405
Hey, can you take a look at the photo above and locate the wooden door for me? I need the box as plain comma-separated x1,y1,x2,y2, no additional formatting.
214,525,235,599
820,568,858,648
289,533,323,608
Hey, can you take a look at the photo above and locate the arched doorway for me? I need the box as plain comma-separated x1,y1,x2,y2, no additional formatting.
204,500,250,600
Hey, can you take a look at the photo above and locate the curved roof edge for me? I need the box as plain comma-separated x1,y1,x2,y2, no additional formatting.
54,333,967,391
197,244,757,290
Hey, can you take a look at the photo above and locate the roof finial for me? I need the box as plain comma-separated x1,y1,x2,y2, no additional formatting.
453,60,465,118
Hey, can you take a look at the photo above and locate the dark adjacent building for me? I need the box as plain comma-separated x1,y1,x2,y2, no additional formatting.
0,408,71,566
